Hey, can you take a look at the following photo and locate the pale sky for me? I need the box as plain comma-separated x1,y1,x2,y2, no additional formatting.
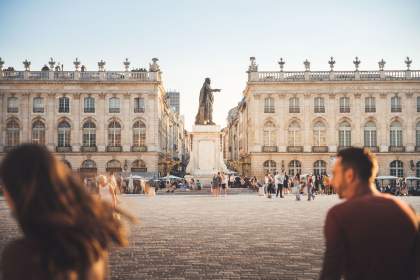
1,0,419,130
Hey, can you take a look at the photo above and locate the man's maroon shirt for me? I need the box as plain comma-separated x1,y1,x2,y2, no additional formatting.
320,193,418,280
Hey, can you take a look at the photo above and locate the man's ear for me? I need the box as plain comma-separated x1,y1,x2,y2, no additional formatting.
344,168,355,183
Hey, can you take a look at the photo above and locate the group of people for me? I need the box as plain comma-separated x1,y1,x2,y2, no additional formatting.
1,144,420,279
211,172,230,196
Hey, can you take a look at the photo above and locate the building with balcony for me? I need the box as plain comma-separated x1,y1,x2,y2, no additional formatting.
0,57,187,179
222,56,420,179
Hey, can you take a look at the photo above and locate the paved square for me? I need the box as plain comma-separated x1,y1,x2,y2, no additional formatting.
1,194,420,280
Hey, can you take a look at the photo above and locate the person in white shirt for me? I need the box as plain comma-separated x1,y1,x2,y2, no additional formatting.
276,171,286,198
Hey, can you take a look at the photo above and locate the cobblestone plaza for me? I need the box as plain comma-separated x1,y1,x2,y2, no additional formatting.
1,194,420,280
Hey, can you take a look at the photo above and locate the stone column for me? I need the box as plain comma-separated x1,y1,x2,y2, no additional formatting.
20,93,30,143
47,93,56,152
72,93,81,152
328,93,337,152
278,95,286,152
97,93,106,152
405,92,414,152
353,93,362,147
303,93,311,152
122,93,131,152
379,93,389,152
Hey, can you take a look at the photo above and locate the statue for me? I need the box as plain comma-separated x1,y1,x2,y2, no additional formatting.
195,78,221,125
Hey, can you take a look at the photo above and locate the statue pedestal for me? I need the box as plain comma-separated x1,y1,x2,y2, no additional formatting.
186,125,228,186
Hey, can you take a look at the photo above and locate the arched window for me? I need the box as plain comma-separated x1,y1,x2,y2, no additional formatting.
313,121,326,146
339,97,350,113
338,121,351,147
264,97,275,113
263,160,276,174
32,120,45,145
416,122,420,147
416,161,420,178
106,160,122,172
81,160,96,169
263,121,276,146
390,160,404,177
390,121,402,147
82,121,96,147
84,96,95,113
109,97,120,113
6,119,20,146
289,97,300,113
391,96,401,112
314,97,325,113
33,97,44,113
364,121,377,147
58,96,70,113
288,160,302,176
108,121,121,146
58,121,71,147
133,121,146,146
131,159,147,172
288,121,301,146
313,160,327,176
7,97,19,113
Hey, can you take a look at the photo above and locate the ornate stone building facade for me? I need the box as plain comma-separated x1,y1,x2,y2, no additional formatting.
0,57,187,179
223,57,420,179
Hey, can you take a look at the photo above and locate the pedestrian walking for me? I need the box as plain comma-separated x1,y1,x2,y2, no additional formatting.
307,174,315,201
293,174,301,201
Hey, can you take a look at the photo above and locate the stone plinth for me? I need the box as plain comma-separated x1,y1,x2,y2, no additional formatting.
186,125,228,186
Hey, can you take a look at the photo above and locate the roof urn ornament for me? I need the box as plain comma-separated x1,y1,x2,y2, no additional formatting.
248,56,258,72
23,59,31,71
48,57,56,70
0,57,4,70
98,59,106,71
328,56,336,71
405,57,412,70
123,58,130,71
149,58,160,72
353,56,361,70
278,58,285,72
303,59,310,71
73,57,81,71
378,59,386,71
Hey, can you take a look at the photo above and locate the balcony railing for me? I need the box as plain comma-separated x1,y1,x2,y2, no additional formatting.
314,107,325,113
134,107,145,113
365,107,376,113
312,146,328,153
106,146,122,152
337,146,351,151
415,146,420,152
289,107,300,113
389,146,405,152
7,108,18,113
131,146,148,152
339,107,350,113
262,146,278,152
364,146,379,153
391,107,402,113
81,146,97,152
3,146,16,153
287,146,303,153
56,146,72,153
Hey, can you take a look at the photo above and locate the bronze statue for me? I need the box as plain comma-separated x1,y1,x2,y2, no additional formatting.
195,78,221,125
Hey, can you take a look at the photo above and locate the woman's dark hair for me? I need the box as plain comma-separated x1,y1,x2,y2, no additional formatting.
0,144,134,278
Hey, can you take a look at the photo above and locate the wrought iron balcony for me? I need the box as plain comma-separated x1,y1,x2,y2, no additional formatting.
415,146,420,152
131,146,148,152
287,146,303,153
3,146,16,153
81,146,97,152
56,146,72,153
364,146,379,153
106,146,122,152
312,146,328,153
262,146,277,152
389,146,405,152
337,146,351,152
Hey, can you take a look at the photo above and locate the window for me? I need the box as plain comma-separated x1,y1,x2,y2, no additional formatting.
108,121,121,146
417,96,420,113
338,121,351,147
416,122,420,147
313,121,326,146
264,97,275,113
263,160,276,174
390,121,402,147
131,160,147,172
133,121,146,146
391,96,401,113
314,97,325,113
109,97,120,113
134,97,145,113
32,120,45,145
289,97,300,113
33,97,44,113
82,121,96,147
7,97,18,113
417,162,420,178
313,160,327,176
6,119,20,146
58,97,70,113
106,160,122,172
288,160,302,176
365,97,376,113
339,97,350,113
390,160,404,177
263,121,276,146
84,97,95,113
288,121,301,146
57,121,71,147
81,160,96,169
364,122,377,147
